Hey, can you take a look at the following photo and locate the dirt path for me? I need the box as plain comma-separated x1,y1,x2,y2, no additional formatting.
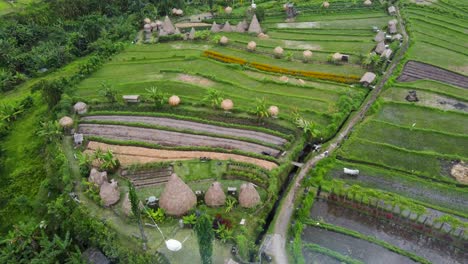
265,7,411,264
78,124,280,156
86,141,278,170
81,115,287,146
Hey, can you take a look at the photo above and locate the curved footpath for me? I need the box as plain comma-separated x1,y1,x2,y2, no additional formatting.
264,7,410,264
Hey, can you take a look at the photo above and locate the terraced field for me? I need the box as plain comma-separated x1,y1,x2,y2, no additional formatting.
398,61,468,88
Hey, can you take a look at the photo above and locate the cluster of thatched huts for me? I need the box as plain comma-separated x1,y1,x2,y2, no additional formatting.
372,19,401,60
210,14,262,35
88,168,121,207
157,174,261,216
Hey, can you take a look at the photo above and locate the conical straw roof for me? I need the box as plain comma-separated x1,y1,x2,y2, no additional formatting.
88,168,108,187
222,21,233,32
59,116,73,128
100,179,120,207
188,27,196,40
122,192,132,216
159,174,196,216
239,183,260,208
211,21,220,33
205,182,226,207
163,16,175,34
236,22,245,33
248,14,262,34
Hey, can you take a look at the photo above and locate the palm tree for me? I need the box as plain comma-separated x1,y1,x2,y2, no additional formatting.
99,82,118,103
36,120,62,143
203,89,224,109
294,116,321,141
254,97,270,122
100,150,119,171
145,86,167,108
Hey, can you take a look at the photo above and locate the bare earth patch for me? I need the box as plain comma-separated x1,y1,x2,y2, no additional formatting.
449,65,468,76
283,40,321,50
451,161,468,184
175,22,211,28
177,73,214,87
86,141,278,170
277,22,319,29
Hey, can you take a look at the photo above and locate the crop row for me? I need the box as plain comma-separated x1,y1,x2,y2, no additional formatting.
203,50,360,84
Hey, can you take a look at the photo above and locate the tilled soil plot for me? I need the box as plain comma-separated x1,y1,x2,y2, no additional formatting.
81,115,287,146
398,61,468,89
79,124,280,156
86,141,278,170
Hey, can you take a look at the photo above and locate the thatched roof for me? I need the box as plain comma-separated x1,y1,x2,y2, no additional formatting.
303,50,313,58
221,99,233,111
268,106,279,117
248,14,262,34
74,102,87,114
220,36,229,45
381,48,393,59
274,46,284,57
322,2,330,8
222,21,233,32
247,41,256,51
211,22,220,33
374,31,385,42
388,6,396,14
279,75,289,82
59,116,73,128
205,182,226,207
388,19,398,34
158,28,167,37
144,18,151,24
364,0,372,6
225,6,232,14
174,27,181,34
100,179,120,207
168,95,180,106
332,52,343,61
159,174,196,216
258,33,269,39
375,41,386,54
239,183,260,208
89,168,108,187
235,22,245,33
241,19,249,30
360,72,376,84
163,16,175,34
392,34,403,41
188,27,196,40
144,24,152,32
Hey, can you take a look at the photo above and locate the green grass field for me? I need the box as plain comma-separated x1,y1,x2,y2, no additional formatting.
0,0,34,16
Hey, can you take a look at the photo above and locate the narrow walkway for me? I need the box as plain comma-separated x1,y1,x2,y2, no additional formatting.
265,7,410,264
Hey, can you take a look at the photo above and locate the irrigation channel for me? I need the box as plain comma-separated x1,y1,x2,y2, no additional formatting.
307,199,466,264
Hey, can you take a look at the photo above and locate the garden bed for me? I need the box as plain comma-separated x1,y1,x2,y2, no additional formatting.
398,61,468,89
85,141,278,170
78,124,280,156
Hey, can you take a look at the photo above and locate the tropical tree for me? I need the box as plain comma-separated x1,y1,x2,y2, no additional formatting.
99,149,119,171
225,197,237,213
194,213,214,264
203,88,224,109
36,120,62,142
254,97,270,122
294,116,321,141
0,104,23,123
128,182,147,250
99,82,118,103
145,86,167,108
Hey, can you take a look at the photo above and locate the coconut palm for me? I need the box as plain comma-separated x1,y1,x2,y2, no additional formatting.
203,88,224,109
100,149,119,171
254,97,270,122
295,116,321,141
145,86,167,108
99,82,118,103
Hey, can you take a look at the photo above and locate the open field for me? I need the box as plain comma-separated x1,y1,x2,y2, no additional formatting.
86,141,278,170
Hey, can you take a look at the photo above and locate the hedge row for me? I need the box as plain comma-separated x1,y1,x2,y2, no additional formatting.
203,50,361,84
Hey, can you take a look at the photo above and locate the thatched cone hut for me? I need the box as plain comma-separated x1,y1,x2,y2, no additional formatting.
59,116,73,129
241,19,249,30
364,0,372,6
274,46,284,58
322,1,330,8
150,22,158,29
219,36,229,45
174,27,181,35
268,106,279,117
205,182,226,207
100,179,120,207
163,16,175,34
279,75,289,82
222,21,233,32
221,99,233,111
144,18,151,24
159,174,196,216
239,183,260,208
188,27,196,40
211,22,220,33
248,14,262,34
225,6,233,14
175,9,183,16
74,102,87,114
247,41,257,52
235,22,245,33
88,168,108,187
303,50,313,62
168,95,180,106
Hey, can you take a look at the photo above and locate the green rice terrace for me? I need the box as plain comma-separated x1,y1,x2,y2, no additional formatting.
0,0,467,264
